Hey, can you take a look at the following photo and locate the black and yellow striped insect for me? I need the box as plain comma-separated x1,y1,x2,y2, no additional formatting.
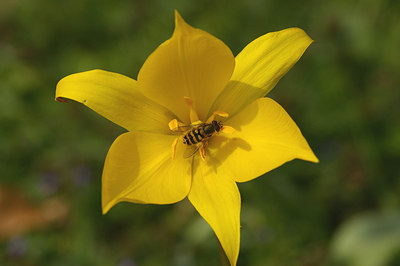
182,120,222,158
183,120,222,145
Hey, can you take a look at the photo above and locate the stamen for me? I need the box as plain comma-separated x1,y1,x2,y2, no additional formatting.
199,143,207,161
191,120,203,126
170,103,232,160
169,119,187,131
221,126,235,134
171,137,179,159
183,96,200,123
183,96,193,106
169,119,179,131
206,110,229,123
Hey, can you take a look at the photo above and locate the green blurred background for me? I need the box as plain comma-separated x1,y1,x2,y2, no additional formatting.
1,0,399,265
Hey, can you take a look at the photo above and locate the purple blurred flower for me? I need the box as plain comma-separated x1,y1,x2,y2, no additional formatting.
72,164,92,187
7,236,28,258
38,172,59,195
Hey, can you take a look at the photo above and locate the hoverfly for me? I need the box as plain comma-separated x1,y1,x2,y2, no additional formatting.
182,120,222,158
183,120,222,145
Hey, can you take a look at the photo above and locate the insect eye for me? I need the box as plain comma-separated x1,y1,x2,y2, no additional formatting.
212,120,221,132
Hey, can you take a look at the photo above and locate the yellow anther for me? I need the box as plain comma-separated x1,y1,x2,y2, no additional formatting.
169,119,179,131
221,126,235,134
183,96,194,106
191,120,203,126
206,110,229,123
214,110,229,117
183,96,199,123
169,119,187,132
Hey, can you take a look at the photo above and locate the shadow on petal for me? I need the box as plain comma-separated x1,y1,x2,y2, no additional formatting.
210,80,266,121
207,136,252,173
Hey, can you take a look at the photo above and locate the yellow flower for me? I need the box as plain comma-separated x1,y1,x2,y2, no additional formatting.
56,11,318,266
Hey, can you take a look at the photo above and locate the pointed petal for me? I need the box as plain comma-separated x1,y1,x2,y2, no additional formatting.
211,28,313,118
102,132,191,213
188,159,240,266
138,11,235,123
209,98,318,183
56,69,174,133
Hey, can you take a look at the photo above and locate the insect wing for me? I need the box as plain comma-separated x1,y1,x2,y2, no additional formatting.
183,144,201,158
170,125,192,137
171,123,205,135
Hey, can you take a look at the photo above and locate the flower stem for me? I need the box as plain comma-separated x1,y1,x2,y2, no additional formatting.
216,236,230,266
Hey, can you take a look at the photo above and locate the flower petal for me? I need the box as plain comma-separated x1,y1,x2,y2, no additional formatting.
210,28,313,118
102,132,191,213
188,158,240,266
138,11,235,123
209,98,318,183
56,69,174,133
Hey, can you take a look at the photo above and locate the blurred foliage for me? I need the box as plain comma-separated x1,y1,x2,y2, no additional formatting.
331,211,400,266
0,0,399,265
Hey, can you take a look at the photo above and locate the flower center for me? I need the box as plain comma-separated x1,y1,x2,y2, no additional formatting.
168,97,235,160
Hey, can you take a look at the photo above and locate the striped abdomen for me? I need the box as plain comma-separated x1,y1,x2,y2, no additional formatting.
183,128,205,145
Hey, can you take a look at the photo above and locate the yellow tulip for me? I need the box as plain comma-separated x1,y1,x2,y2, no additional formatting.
56,11,318,266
